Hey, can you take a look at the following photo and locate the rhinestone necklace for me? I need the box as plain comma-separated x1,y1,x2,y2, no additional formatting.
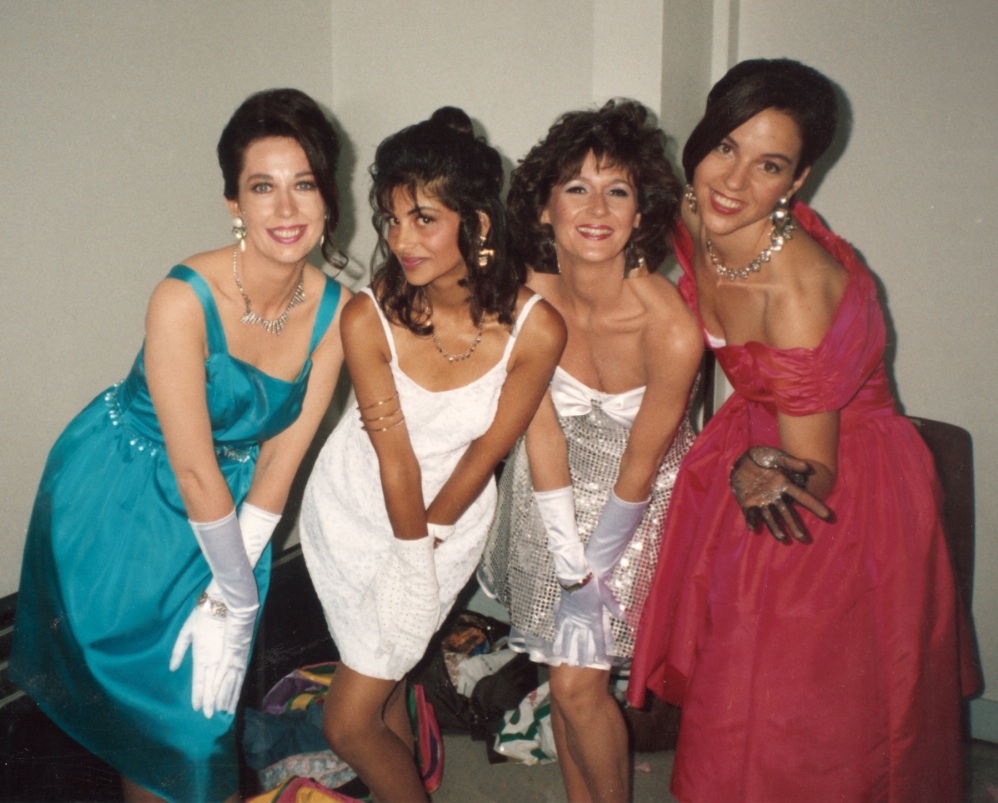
706,216,796,281
427,311,483,363
232,246,305,335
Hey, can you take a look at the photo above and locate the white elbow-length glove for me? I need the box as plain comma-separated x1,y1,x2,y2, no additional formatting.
535,487,608,667
373,534,441,679
169,508,265,717
584,491,650,620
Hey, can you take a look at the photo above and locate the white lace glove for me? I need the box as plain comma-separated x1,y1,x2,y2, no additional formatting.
584,491,650,620
373,534,440,678
428,522,456,543
169,509,259,717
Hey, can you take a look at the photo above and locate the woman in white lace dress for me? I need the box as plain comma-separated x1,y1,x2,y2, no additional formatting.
479,99,702,802
299,107,565,802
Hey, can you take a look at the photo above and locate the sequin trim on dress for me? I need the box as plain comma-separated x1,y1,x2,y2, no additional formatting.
104,383,252,462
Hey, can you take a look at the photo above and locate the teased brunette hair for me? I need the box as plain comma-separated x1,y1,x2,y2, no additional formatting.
507,98,681,274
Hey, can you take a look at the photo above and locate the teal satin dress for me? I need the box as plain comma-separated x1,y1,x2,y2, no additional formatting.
11,265,342,802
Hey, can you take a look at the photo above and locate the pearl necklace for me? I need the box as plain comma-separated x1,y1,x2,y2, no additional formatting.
232,246,305,335
706,216,796,281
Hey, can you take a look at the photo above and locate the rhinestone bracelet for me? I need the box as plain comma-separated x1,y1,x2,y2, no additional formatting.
197,590,228,619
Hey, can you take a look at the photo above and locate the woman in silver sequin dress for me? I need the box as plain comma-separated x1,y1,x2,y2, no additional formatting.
478,99,702,802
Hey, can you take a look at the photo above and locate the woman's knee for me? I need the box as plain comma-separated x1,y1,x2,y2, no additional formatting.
549,665,611,712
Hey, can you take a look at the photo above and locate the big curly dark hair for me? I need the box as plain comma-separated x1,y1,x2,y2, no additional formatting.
507,98,681,274
369,107,520,334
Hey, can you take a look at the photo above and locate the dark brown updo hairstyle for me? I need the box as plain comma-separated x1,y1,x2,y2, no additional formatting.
217,88,344,268
507,98,681,274
682,58,838,183
370,107,519,334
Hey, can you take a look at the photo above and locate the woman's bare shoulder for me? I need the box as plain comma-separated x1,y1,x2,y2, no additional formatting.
514,286,567,347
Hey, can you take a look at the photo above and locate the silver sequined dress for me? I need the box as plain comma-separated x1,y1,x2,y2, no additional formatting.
479,366,695,667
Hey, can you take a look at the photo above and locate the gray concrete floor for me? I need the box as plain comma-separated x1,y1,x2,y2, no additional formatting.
431,735,998,802
432,733,676,802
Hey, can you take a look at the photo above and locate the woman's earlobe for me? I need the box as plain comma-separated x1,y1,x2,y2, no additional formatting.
477,209,492,239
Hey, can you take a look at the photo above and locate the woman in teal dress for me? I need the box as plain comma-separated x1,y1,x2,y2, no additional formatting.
10,88,349,803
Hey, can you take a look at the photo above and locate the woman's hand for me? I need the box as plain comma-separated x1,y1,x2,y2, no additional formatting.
373,535,440,677
729,446,832,542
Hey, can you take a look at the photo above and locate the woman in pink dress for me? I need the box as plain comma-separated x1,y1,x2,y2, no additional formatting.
627,58,975,802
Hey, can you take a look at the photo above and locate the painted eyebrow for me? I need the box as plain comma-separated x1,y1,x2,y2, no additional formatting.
722,135,793,163
246,170,316,181
405,203,442,216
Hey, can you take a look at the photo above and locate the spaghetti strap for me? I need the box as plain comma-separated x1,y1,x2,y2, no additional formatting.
307,274,344,355
361,287,398,361
167,265,227,355
512,293,542,336
500,292,543,363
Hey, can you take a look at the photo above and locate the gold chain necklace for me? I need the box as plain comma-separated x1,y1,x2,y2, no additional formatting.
425,307,483,363
232,246,305,335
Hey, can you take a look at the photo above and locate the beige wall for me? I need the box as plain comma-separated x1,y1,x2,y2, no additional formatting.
1,0,335,590
3,0,995,738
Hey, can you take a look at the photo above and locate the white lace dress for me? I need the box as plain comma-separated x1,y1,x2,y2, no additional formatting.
300,288,541,679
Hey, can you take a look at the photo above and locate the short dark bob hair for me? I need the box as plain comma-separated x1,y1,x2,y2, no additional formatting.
217,88,344,268
370,107,520,333
507,98,681,274
683,58,837,183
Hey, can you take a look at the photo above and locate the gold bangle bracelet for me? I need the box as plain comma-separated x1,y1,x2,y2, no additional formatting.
361,416,406,433
358,392,400,411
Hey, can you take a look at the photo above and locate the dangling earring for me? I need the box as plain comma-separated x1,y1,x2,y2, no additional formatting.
771,195,792,234
684,184,698,214
476,235,494,268
232,217,247,253
623,243,648,279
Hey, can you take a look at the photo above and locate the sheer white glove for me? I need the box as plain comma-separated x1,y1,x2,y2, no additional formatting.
170,509,259,717
533,487,588,586
584,491,650,620
373,535,440,678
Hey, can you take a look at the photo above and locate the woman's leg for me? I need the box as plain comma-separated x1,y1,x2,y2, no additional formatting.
548,663,629,803
322,663,427,803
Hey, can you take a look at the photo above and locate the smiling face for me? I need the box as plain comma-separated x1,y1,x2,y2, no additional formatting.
540,151,641,270
692,107,810,239
226,136,326,265
384,185,487,289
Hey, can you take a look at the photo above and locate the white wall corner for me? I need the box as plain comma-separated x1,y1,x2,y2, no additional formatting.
710,0,740,81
